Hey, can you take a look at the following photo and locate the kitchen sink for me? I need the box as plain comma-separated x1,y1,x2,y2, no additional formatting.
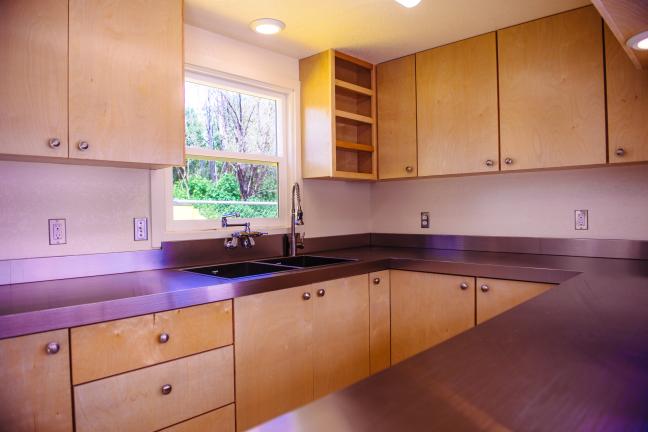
184,262,292,279
258,255,356,268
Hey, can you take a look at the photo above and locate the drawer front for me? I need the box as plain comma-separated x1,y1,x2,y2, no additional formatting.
161,404,235,432
74,345,234,432
71,300,233,384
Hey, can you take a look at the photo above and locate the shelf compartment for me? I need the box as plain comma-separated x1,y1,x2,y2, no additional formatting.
336,140,374,153
335,79,373,96
335,86,372,118
336,147,373,174
335,52,372,89
335,110,373,125
336,117,373,146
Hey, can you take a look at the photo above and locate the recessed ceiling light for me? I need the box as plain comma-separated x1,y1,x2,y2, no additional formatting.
395,0,421,7
626,30,648,51
250,18,285,35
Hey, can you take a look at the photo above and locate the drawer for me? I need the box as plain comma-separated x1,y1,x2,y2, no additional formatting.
161,404,235,432
74,345,234,432
71,300,233,384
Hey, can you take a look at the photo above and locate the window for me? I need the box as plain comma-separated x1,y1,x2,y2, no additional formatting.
163,69,293,232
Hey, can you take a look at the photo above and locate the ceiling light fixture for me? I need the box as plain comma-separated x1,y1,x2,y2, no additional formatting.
250,18,285,35
395,0,421,7
626,30,648,51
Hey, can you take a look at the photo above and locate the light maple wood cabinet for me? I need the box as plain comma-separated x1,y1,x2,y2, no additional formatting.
234,274,370,430
416,33,499,176
376,55,418,179
0,329,73,432
0,0,184,167
160,404,235,432
369,270,391,373
476,278,554,324
605,25,648,164
498,6,606,171
391,271,475,364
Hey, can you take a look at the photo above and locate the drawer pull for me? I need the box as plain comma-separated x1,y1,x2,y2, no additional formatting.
158,333,170,344
302,292,311,300
373,277,381,285
48,138,61,149
480,284,490,293
460,282,469,290
161,384,173,395
317,288,326,297
45,342,60,355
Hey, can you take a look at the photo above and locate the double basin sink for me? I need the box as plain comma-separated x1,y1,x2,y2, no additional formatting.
184,255,356,280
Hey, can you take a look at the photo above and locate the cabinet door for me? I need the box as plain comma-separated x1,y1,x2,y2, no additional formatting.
605,25,648,163
476,278,553,324
0,329,73,432
234,286,314,431
391,271,475,364
68,0,184,166
369,270,391,374
498,6,606,171
377,55,418,179
416,33,499,176
0,0,68,158
313,274,370,398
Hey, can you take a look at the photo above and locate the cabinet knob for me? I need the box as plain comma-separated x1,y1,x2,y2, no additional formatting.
615,147,625,157
480,284,490,293
48,138,61,149
161,384,173,395
158,333,170,344
78,141,89,151
460,282,469,290
504,158,513,165
45,342,60,355
302,292,311,300
485,159,494,167
405,166,413,173
317,288,326,297
373,277,381,285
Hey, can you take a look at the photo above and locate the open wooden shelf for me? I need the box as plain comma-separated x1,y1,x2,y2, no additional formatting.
336,140,374,153
335,79,373,96
335,110,373,124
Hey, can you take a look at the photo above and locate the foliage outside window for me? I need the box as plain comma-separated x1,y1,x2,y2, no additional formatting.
172,77,285,221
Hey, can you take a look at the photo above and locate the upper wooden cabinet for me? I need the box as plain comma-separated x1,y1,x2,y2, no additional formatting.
0,0,184,168
476,278,553,324
0,0,69,159
300,50,377,180
498,6,606,171
0,329,73,432
416,33,499,176
605,25,648,164
376,55,418,179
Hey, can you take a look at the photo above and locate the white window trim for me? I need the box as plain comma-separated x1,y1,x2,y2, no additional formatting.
151,64,299,246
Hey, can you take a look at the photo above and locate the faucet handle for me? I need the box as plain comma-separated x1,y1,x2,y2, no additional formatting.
222,212,241,218
296,232,306,249
224,236,239,249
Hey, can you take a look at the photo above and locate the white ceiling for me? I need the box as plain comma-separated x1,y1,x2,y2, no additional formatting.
184,0,591,64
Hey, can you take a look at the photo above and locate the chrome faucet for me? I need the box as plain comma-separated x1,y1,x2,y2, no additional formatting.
288,182,305,256
222,212,266,249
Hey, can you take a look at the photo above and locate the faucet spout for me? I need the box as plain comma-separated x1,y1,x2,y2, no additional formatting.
289,182,305,256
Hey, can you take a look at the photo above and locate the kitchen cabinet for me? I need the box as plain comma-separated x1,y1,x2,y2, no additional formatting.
416,33,499,176
160,404,235,432
300,50,377,180
498,6,606,171
0,0,69,159
235,274,370,430
0,329,73,432
376,55,418,179
369,270,391,373
605,25,648,164
391,271,475,364
476,278,554,324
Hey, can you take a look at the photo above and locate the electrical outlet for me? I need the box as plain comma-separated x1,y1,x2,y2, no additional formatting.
134,217,148,241
48,219,66,245
421,212,430,229
575,210,588,230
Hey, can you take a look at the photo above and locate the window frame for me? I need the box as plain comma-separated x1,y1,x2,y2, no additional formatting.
156,65,296,237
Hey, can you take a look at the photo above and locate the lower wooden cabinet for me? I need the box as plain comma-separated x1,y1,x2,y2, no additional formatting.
0,329,73,432
160,404,235,432
369,270,391,374
234,274,370,431
391,271,475,364
476,278,554,324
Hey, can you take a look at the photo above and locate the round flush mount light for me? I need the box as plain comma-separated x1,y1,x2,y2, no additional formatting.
395,0,421,7
626,30,648,51
250,18,285,35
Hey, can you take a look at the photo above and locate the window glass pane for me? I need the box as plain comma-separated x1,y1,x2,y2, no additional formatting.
185,81,278,156
173,159,278,220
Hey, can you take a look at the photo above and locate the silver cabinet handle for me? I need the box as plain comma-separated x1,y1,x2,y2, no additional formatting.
460,282,469,290
317,288,326,297
78,141,89,151
615,147,625,157
161,384,172,395
302,292,311,300
485,159,494,167
48,138,61,149
45,342,60,355
480,284,490,293
504,158,513,165
405,166,413,173
373,277,381,285
158,333,170,344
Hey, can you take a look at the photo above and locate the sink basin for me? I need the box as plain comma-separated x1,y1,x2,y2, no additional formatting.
185,262,291,279
258,255,356,268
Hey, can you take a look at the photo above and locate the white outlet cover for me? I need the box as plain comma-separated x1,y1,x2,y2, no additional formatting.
134,217,148,241
48,219,67,245
575,210,588,230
